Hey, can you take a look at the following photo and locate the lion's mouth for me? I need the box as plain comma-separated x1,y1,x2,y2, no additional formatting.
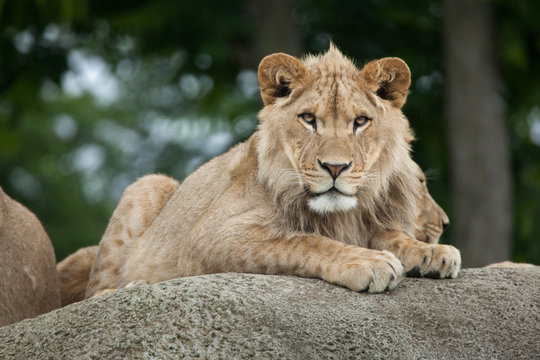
305,186,348,199
304,185,358,213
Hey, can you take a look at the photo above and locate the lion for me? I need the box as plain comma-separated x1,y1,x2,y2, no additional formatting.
413,164,449,244
485,261,535,269
0,186,60,326
84,46,460,297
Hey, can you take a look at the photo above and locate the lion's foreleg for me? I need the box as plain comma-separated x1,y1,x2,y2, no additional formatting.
203,226,405,293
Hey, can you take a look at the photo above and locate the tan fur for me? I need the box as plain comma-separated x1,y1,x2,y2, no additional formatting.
413,164,450,244
57,246,98,306
485,261,536,269
0,187,60,326
86,46,461,297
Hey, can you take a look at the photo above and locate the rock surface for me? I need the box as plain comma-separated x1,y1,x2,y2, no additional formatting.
0,268,539,359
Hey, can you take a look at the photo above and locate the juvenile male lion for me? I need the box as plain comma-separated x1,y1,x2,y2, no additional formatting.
86,46,460,296
58,164,449,304
58,164,448,304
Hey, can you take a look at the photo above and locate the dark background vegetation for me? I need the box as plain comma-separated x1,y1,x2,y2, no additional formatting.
1,0,538,266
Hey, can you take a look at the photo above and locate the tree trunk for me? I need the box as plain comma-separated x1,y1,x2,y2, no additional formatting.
241,0,301,68
444,0,512,267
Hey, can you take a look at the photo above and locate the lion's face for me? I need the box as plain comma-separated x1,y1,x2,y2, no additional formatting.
413,165,450,244
257,46,414,214
278,77,391,214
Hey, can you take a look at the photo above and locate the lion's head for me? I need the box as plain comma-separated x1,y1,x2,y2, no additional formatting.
256,45,421,234
413,164,450,244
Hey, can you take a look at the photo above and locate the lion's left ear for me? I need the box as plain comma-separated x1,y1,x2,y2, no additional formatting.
258,53,307,106
360,57,411,108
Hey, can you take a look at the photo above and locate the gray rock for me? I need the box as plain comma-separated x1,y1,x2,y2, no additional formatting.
0,268,539,359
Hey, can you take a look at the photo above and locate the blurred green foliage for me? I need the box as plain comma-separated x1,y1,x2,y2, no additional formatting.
0,0,539,263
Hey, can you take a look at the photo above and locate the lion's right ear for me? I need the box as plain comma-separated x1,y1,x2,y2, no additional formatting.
258,53,307,106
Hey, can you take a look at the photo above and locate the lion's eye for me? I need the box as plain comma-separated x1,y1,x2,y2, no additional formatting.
353,115,371,133
299,112,317,131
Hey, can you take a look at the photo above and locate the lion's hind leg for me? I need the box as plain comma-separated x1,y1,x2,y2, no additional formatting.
57,245,98,306
85,174,179,298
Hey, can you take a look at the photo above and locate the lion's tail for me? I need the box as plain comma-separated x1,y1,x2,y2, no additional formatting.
56,246,98,307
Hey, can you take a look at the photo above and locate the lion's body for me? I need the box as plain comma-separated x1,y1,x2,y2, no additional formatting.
85,46,460,297
0,187,60,326
58,165,448,304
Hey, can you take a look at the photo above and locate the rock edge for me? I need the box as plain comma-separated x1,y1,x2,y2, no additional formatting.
0,268,539,359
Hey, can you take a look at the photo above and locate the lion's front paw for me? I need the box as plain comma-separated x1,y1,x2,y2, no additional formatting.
325,250,405,293
403,244,461,279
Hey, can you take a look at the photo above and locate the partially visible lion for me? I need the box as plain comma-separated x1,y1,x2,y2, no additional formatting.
83,46,460,297
0,187,60,326
413,164,449,244
485,261,536,269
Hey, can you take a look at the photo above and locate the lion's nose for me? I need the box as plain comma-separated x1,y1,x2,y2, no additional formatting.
317,160,352,180
442,220,449,231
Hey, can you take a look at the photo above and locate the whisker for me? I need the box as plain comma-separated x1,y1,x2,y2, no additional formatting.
423,169,442,181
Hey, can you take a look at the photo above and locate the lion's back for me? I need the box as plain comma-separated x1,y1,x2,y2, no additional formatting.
0,187,60,326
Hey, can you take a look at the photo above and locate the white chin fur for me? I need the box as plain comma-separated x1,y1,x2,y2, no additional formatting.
308,193,358,214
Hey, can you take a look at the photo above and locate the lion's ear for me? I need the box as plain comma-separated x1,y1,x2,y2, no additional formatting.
258,53,307,106
360,57,411,108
